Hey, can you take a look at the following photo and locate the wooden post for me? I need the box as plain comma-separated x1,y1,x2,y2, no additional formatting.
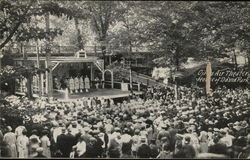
102,71,105,88
111,71,114,89
109,55,112,65
90,63,94,81
41,72,44,95
36,43,41,96
138,82,140,91
94,45,97,56
45,60,48,94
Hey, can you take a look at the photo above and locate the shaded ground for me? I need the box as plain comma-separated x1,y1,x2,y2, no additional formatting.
52,88,143,101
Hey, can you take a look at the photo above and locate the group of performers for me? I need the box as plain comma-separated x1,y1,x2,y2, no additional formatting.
54,75,102,94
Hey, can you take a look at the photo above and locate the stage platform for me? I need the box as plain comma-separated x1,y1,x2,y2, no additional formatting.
52,88,143,101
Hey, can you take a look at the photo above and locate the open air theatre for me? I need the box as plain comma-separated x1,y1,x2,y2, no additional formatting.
12,46,143,101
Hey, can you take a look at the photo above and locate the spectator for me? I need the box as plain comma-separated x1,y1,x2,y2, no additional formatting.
16,129,29,158
209,136,228,156
182,136,196,158
40,130,51,158
56,128,68,157
74,135,86,158
157,143,173,158
3,126,17,157
137,136,151,158
33,147,47,158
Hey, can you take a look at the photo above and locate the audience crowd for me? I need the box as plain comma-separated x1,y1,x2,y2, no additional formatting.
0,85,249,159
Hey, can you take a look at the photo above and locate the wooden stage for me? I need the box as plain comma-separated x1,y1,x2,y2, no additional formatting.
52,88,143,101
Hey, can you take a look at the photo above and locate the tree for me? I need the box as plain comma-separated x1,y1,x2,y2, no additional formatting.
190,1,250,69
84,1,126,68
0,0,67,50
57,1,89,50
126,1,249,71
134,1,202,70
108,1,147,53
0,0,73,98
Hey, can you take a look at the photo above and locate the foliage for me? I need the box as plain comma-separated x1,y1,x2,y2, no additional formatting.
1,1,249,68
111,1,249,68
0,0,74,50
0,65,47,84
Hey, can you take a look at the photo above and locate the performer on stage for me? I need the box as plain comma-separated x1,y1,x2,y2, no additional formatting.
74,76,80,93
94,77,100,89
79,76,84,93
22,77,27,93
69,77,75,94
84,75,90,92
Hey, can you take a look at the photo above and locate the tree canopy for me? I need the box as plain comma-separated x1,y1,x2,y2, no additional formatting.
1,1,249,68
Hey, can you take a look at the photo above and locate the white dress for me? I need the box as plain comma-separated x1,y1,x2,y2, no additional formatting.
40,135,51,157
17,135,29,158
79,77,84,89
69,78,75,91
74,77,80,90
84,77,90,89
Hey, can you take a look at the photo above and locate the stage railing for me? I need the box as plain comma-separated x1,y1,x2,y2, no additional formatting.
103,80,141,91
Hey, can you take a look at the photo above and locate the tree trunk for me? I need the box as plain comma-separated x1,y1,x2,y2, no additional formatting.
26,74,33,99
101,45,106,69
129,40,133,53
45,12,53,97
175,47,179,71
74,17,84,50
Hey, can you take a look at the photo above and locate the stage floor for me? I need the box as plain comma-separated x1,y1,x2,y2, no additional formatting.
52,88,143,101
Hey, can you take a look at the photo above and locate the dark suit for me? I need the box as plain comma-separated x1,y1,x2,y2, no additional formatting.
137,143,151,158
64,133,75,157
56,133,68,157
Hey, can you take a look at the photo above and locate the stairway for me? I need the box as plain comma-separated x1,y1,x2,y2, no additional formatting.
94,59,105,72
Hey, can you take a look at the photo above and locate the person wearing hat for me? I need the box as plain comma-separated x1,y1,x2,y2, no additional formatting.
208,136,228,156
74,135,86,158
16,129,29,158
120,139,134,158
63,128,75,157
156,143,173,159
199,131,209,153
219,128,235,148
157,123,170,147
137,136,151,158
40,130,51,158
3,126,17,157
81,127,92,146
108,131,122,158
52,122,63,144
33,147,46,158
92,130,104,158
181,136,196,158
68,121,79,137
131,129,140,157
148,139,159,158
29,129,41,157
56,127,68,157
84,137,98,158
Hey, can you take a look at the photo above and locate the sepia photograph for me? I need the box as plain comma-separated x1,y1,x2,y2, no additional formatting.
0,0,249,159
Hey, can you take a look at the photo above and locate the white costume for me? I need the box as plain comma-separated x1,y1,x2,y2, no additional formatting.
69,77,75,93
74,77,80,93
84,76,90,92
79,76,84,92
